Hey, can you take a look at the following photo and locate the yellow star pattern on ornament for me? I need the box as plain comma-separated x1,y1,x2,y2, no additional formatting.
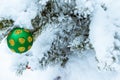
9,39,15,46
8,32,11,35
19,38,25,44
24,29,30,33
18,47,25,52
28,45,31,50
11,49,16,52
28,36,32,43
15,30,22,34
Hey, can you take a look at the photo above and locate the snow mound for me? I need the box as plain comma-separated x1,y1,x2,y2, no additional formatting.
0,0,38,29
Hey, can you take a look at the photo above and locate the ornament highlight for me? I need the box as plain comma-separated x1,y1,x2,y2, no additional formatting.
7,27,33,54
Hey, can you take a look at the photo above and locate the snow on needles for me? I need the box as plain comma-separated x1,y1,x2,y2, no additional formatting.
89,0,120,70
29,24,58,70
0,0,38,29
89,5,115,68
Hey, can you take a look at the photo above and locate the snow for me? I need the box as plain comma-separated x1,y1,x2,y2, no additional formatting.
39,0,49,5
0,40,119,80
89,0,120,71
0,0,38,29
1,0,120,80
28,24,58,70
89,5,115,68
107,0,120,27
75,0,94,15
64,51,116,80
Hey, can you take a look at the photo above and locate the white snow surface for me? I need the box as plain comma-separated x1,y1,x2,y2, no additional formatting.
0,0,120,80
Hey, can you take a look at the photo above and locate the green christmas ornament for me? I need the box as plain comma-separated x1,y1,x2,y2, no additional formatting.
7,27,33,54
